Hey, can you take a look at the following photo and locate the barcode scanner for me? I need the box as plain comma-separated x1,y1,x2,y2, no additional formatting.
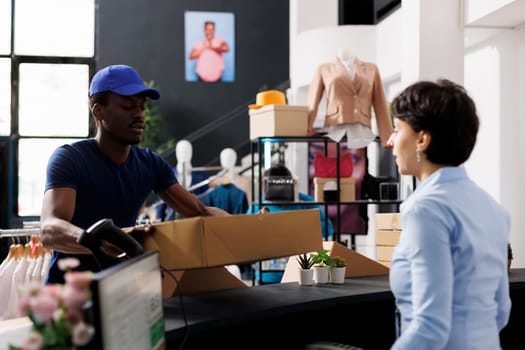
78,218,144,269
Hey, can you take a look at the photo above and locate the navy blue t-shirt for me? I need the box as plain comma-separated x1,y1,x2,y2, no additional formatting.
44,139,177,283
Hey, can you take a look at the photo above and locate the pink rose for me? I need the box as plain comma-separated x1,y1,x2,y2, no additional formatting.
57,257,80,271
21,331,43,350
72,321,95,346
29,294,59,324
62,284,89,311
64,271,92,289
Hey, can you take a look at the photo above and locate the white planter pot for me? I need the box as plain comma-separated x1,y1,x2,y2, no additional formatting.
298,268,314,286
314,266,330,284
330,266,346,284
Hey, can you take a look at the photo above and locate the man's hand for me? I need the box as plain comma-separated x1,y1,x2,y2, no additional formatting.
123,224,155,246
257,207,270,214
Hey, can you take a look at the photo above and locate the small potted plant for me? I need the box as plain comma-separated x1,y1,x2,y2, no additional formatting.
311,249,333,284
328,255,346,284
296,253,315,285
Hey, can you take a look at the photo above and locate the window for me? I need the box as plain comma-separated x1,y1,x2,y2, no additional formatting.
14,0,94,57
2,0,95,224
0,0,11,54
0,59,10,136
18,63,90,137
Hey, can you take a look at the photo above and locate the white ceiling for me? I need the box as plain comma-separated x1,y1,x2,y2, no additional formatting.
465,0,525,28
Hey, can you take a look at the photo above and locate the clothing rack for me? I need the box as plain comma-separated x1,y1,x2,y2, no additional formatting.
188,168,228,192
0,228,41,238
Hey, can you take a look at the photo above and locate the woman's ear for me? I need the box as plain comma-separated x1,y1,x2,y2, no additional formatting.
417,130,431,151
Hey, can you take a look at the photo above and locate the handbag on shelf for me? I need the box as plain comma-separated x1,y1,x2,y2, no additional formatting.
361,173,396,200
264,176,295,201
313,154,354,178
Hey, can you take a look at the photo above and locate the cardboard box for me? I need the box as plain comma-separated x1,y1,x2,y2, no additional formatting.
376,245,395,262
375,229,401,246
249,104,309,139
314,177,356,202
141,209,324,271
378,260,391,268
375,213,402,230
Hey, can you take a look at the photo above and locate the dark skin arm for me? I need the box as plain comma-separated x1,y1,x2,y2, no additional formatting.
40,183,229,254
40,188,91,254
157,182,229,217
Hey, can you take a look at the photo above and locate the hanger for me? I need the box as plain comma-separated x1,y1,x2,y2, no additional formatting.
188,168,228,192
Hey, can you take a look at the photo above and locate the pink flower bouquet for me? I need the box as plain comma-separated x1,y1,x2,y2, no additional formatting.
9,258,94,350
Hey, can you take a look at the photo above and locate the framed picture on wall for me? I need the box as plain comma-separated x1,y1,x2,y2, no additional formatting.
184,11,235,83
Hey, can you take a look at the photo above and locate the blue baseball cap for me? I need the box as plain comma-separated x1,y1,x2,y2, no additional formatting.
89,65,160,100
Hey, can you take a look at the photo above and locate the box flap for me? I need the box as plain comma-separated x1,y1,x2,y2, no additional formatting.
325,241,389,277
202,209,324,266
172,267,247,296
142,217,207,270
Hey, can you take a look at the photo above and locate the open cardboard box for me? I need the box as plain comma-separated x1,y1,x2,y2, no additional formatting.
137,209,324,296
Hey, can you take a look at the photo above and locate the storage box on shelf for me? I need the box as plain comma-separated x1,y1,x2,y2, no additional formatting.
249,105,309,139
375,213,402,267
313,176,356,202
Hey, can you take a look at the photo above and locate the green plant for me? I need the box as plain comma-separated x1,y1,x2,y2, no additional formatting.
328,255,346,268
310,249,333,267
140,80,164,152
296,253,314,270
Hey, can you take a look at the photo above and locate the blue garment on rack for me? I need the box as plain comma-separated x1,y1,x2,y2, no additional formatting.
203,183,248,214
156,169,209,221
247,192,333,239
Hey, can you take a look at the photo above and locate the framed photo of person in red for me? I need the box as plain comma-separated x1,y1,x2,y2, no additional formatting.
185,11,235,83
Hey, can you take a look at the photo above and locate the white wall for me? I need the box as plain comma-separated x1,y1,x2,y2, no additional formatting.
289,0,525,266
465,27,525,267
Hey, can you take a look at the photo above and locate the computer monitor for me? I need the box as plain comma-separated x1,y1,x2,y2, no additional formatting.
88,251,165,350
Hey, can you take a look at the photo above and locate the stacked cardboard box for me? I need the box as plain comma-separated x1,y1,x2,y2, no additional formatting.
249,105,309,139
313,177,356,202
375,213,402,267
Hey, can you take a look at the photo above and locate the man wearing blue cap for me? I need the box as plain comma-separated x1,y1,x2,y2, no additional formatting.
40,65,228,283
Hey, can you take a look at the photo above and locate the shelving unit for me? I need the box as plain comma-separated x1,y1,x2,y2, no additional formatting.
250,135,402,284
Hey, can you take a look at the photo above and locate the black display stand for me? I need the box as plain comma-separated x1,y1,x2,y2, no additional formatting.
250,136,402,284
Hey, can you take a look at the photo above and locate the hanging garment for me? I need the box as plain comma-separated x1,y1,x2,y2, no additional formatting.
307,57,393,147
203,183,249,215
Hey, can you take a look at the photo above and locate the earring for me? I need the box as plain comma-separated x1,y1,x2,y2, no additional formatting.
416,150,421,163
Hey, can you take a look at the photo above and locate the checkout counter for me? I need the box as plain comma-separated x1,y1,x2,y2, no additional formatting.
162,269,525,350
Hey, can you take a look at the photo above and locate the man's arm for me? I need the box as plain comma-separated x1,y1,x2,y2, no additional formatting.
189,47,202,60
189,40,208,60
40,187,91,254
215,40,229,53
159,183,229,217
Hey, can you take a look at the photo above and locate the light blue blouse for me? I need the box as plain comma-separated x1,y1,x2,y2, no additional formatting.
389,167,511,349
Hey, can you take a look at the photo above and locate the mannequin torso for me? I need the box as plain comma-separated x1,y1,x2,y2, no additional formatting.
337,48,356,79
175,140,193,189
